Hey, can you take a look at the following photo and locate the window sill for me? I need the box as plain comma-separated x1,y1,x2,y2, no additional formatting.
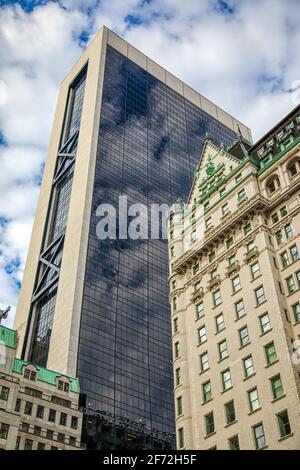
255,300,268,309
265,359,279,369
271,393,286,404
202,398,213,406
221,386,233,395
239,341,251,350
215,328,226,336
218,355,229,364
293,320,300,327
259,328,272,337
280,258,299,272
204,431,216,440
212,302,223,310
195,315,205,323
199,368,210,376
231,288,242,296
257,445,268,450
243,372,256,381
235,313,247,322
224,420,237,429
197,340,208,348
248,407,261,416
287,286,300,298
278,432,294,442
250,274,263,283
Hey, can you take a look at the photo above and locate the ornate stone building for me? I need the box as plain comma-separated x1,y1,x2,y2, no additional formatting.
0,325,83,450
168,104,300,450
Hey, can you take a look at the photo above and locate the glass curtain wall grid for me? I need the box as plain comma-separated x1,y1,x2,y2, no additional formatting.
26,65,88,367
78,46,236,449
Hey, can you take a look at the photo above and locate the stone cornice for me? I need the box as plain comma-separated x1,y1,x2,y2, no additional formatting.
172,194,269,273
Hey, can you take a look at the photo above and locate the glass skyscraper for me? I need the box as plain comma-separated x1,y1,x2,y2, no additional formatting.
14,27,251,449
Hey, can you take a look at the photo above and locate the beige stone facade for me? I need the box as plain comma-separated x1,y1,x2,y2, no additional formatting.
168,105,300,450
13,25,252,379
0,325,83,450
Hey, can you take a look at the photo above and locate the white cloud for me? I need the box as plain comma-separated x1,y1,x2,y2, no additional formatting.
0,0,300,330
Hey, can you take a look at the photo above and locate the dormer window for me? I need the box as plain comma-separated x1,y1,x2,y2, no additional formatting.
276,130,284,142
267,176,281,195
58,380,70,393
258,146,265,157
266,138,274,148
24,368,37,382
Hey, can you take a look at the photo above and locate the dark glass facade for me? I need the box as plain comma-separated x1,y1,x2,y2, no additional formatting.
77,46,236,449
29,67,87,367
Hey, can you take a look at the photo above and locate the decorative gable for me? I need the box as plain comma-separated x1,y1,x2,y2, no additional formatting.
188,139,241,204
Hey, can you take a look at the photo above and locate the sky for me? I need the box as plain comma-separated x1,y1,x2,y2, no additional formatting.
0,0,300,328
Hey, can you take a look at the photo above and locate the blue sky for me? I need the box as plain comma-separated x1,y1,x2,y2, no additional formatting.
0,0,300,326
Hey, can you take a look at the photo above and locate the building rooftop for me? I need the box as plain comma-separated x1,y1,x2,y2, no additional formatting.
12,358,80,394
0,324,17,350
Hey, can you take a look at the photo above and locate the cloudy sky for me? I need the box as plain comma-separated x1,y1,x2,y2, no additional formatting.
0,0,300,327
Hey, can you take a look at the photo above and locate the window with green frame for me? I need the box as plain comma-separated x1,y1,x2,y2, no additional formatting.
225,400,236,424
213,289,222,306
174,341,180,358
286,275,295,294
192,263,199,275
243,222,251,235
285,223,293,239
277,410,291,438
177,396,183,416
292,302,300,322
173,317,178,334
205,412,215,435
215,313,225,332
196,301,204,319
200,352,209,372
255,286,265,305
175,367,181,386
232,275,241,293
243,355,254,378
202,381,212,402
198,325,207,344
235,299,245,318
253,423,265,449
239,326,250,347
259,312,271,333
280,251,289,268
238,188,246,202
226,237,234,249
250,261,261,279
265,342,277,365
275,230,283,245
248,388,260,412
271,212,279,224
222,369,232,391
228,435,239,450
178,427,184,448
271,375,284,400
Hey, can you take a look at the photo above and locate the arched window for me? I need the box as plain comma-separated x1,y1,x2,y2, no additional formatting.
287,158,300,178
267,175,281,195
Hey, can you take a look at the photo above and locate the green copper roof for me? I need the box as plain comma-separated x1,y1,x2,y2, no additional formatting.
0,325,17,350
12,358,80,394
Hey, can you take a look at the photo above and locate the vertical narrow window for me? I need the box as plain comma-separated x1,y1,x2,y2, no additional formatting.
202,381,212,402
205,412,215,435
277,410,291,438
253,423,266,449
265,342,277,365
271,375,284,400
178,428,184,449
225,400,236,424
